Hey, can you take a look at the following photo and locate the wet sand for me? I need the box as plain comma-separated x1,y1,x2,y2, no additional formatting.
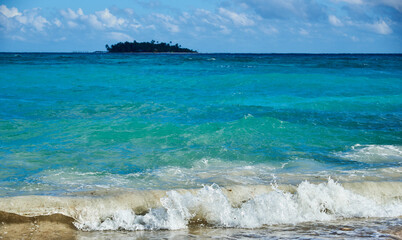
1,212,400,240
0,211,76,240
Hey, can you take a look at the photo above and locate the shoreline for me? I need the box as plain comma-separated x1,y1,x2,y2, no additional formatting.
0,180,400,234
1,216,401,239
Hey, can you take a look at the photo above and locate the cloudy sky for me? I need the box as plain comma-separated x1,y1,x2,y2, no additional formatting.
1,0,401,53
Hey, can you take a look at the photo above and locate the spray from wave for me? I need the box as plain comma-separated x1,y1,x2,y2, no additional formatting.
75,179,401,230
1,179,400,231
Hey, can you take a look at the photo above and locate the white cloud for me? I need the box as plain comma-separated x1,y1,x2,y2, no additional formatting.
60,8,128,30
146,24,156,30
67,20,78,28
130,22,142,30
54,37,66,42
351,35,359,41
179,12,191,23
237,0,326,21
261,26,279,35
368,20,392,34
87,14,103,29
379,0,402,12
192,8,235,34
1,3,399,52
10,35,25,41
332,0,363,4
299,28,309,35
32,15,49,31
0,5,50,32
53,18,62,27
335,0,402,12
125,8,134,15
61,8,83,20
0,5,21,18
220,25,231,34
218,8,254,26
153,13,180,33
166,23,179,33
15,15,28,24
77,8,84,16
107,31,133,41
346,19,393,35
329,15,343,26
96,8,125,28
196,9,222,25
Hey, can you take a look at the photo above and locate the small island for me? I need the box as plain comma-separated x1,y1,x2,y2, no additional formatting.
105,40,197,53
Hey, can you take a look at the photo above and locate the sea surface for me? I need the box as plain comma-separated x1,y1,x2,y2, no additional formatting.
0,53,401,239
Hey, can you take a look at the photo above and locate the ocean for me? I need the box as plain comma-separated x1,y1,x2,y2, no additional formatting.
0,53,401,239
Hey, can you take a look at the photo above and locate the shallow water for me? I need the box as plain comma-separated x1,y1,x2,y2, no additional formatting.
0,53,401,237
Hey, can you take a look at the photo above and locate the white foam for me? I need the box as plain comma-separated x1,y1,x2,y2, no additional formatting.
23,158,277,194
16,153,402,197
72,179,402,230
339,144,402,163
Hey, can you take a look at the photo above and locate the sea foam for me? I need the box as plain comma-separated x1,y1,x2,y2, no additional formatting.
339,144,402,163
76,179,402,230
0,179,400,231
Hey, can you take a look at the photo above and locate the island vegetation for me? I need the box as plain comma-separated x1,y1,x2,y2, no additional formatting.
105,40,197,53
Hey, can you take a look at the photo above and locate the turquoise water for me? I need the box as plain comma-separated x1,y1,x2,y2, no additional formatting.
0,53,401,235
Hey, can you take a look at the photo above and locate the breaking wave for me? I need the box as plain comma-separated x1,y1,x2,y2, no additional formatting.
0,179,401,231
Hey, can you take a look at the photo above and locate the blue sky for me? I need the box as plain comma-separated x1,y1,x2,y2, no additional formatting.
1,0,401,53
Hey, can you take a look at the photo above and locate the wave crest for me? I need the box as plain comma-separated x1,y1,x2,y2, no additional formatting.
71,180,402,230
1,179,401,231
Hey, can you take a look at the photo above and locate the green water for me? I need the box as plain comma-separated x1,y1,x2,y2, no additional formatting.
0,53,401,195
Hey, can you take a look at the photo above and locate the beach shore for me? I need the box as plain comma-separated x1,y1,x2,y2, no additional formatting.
1,215,401,239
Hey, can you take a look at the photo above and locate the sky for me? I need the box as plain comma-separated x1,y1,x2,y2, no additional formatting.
0,0,401,53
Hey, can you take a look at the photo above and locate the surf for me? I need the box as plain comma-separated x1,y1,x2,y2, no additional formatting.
0,179,400,231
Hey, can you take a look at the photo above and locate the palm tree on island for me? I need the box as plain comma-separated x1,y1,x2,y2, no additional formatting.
105,40,197,53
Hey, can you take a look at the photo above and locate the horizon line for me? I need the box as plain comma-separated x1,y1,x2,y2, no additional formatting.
1,52,401,55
